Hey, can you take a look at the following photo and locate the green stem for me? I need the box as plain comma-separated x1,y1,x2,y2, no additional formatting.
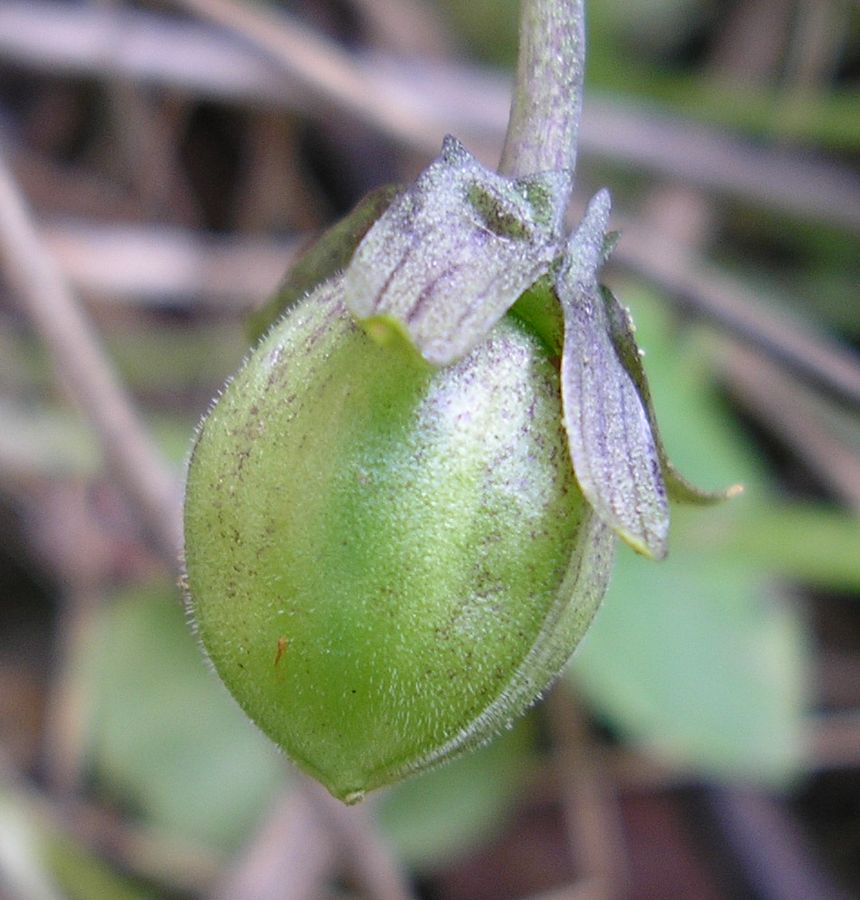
498,0,585,219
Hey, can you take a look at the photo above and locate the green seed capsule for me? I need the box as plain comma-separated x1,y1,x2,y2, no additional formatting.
183,275,612,804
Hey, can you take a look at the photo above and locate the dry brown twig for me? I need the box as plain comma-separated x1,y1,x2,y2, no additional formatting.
612,224,860,408
811,710,860,771
716,341,860,512
706,787,853,900
350,0,452,57
546,686,628,900
169,0,441,153
303,781,415,900
209,780,416,900
2,2,859,229
0,144,182,562
36,485,110,797
209,787,336,900
91,0,199,222
41,220,299,307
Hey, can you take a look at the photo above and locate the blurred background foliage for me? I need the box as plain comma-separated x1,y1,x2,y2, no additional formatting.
0,0,858,897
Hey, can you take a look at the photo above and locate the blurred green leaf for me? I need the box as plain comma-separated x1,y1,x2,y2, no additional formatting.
43,833,155,900
569,286,810,781
571,541,808,780
378,718,534,873
0,791,152,900
0,792,63,900
87,584,287,851
677,502,860,592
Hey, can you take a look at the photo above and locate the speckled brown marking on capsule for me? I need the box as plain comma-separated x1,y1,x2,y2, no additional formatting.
183,277,614,803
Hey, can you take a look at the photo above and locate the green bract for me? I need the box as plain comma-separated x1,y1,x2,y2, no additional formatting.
184,276,613,803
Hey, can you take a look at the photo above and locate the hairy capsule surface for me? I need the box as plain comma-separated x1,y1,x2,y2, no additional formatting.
183,275,612,803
